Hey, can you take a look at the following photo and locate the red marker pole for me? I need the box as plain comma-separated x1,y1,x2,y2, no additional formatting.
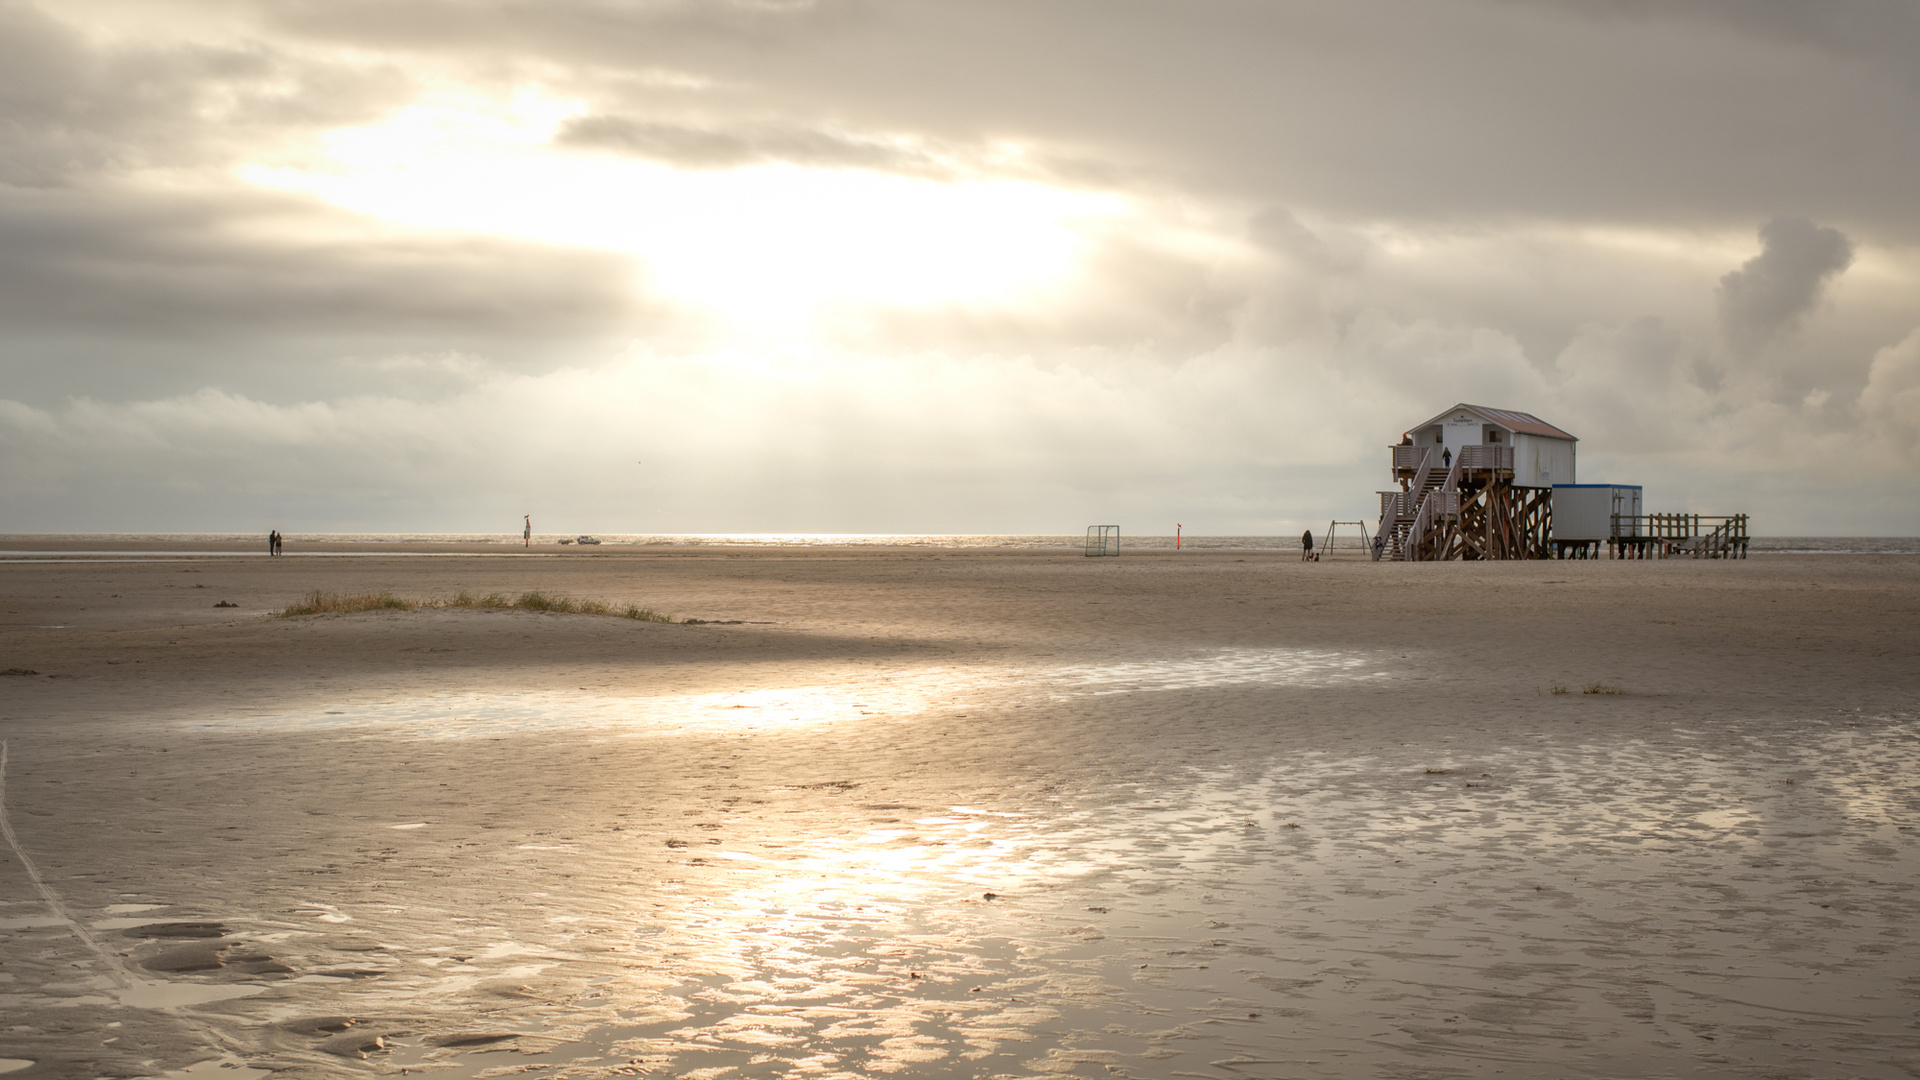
1176,524,1182,550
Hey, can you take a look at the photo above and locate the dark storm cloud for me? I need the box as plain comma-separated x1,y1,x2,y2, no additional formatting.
243,0,1920,233
0,187,648,340
260,0,843,50
0,181,668,409
1499,0,1920,68
1718,217,1855,352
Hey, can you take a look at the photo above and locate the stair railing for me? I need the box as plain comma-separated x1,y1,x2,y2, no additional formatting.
1372,492,1401,561
1403,449,1463,561
1375,446,1433,561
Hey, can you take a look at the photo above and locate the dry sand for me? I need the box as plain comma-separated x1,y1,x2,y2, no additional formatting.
0,540,1916,1079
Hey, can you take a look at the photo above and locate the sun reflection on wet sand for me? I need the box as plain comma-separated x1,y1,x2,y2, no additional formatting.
170,709,1920,1075
15,654,1919,1078
194,647,1392,739
1045,648,1385,696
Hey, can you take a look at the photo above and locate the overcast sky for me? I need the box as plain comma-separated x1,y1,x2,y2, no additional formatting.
4,0,1918,535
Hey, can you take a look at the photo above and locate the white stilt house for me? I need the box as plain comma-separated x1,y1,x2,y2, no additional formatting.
1375,404,1574,560
1369,403,1749,561
1405,404,1576,487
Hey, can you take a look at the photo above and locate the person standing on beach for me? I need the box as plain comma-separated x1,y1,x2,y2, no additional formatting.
1301,529,1315,561
524,515,531,548
268,530,278,556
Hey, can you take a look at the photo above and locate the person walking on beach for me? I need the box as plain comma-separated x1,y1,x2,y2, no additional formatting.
268,529,279,556
1301,529,1316,562
524,515,531,548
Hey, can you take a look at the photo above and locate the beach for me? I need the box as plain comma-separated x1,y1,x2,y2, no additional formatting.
1,540,1916,1079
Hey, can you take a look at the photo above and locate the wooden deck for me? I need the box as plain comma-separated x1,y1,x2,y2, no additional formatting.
1609,514,1750,559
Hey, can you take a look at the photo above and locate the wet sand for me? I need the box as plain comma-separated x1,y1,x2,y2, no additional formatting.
1,542,1916,1079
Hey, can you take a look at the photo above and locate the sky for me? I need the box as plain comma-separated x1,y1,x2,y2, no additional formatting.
3,0,1918,536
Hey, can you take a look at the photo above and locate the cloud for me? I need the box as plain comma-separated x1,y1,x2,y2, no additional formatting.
0,0,411,186
7,299,1919,536
1494,0,1920,70
0,187,648,336
0,342,1515,534
1860,328,1920,461
1717,217,1855,353
556,115,953,176
235,0,1920,233
3,1,1919,534
0,180,681,409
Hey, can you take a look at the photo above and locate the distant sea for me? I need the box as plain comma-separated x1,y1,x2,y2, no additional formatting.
7,533,1916,554
1746,537,1920,555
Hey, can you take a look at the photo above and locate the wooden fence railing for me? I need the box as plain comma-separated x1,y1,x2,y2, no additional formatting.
1456,444,1513,471
1391,443,1513,472
1609,513,1749,558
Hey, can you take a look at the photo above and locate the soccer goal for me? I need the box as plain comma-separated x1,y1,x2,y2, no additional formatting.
1084,525,1120,557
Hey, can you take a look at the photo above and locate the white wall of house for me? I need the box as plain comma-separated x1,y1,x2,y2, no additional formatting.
1514,432,1575,487
1442,410,1482,452
1401,407,1575,484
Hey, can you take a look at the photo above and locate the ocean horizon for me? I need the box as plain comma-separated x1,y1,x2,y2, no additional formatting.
3,533,1916,554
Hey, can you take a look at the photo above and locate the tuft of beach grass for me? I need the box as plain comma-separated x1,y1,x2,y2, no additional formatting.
1581,683,1623,695
1548,683,1569,696
280,590,412,616
280,590,673,622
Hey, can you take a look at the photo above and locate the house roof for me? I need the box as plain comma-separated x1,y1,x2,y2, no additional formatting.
1413,403,1576,441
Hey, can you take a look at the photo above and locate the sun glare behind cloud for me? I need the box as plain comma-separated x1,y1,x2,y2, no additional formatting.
242,94,1120,334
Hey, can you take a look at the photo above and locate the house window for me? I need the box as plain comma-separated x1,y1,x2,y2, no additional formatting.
1488,430,1502,443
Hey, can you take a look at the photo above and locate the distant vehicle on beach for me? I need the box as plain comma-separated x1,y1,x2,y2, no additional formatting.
576,535,602,545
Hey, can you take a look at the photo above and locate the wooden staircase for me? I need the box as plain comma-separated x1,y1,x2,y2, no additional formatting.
1373,445,1543,561
1374,448,1451,560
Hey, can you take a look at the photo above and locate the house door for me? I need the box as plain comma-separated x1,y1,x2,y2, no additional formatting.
1443,414,1481,462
